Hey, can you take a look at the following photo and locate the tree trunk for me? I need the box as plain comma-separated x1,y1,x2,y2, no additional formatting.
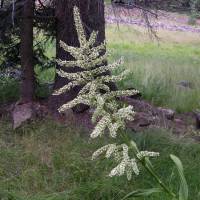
20,0,35,102
49,0,108,112
1,0,4,8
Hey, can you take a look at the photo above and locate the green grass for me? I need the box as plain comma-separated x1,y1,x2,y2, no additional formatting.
107,25,200,113
0,74,54,103
0,50,56,103
0,119,200,200
1,12,200,200
1,24,200,112
0,77,20,103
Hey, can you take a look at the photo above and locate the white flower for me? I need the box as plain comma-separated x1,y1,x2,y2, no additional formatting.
90,115,111,138
109,158,140,180
58,95,90,112
108,123,121,138
73,6,87,47
92,145,110,160
131,158,140,176
109,160,126,177
137,151,160,160
105,144,118,158
92,144,117,160
114,105,135,121
108,144,140,180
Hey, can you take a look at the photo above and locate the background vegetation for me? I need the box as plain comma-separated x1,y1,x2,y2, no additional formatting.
0,1,200,199
1,24,200,112
0,118,200,200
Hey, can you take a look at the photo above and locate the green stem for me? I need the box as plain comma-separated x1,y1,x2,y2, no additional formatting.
141,159,178,199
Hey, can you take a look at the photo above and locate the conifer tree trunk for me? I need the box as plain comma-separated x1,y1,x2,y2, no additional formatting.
20,0,35,102
1,0,4,8
49,0,108,112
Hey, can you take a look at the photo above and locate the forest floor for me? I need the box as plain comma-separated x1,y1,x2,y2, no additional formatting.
1,6,200,135
0,6,200,200
0,118,200,200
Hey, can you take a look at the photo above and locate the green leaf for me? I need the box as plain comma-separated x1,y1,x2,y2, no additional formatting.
121,188,162,200
0,190,24,200
144,157,154,170
170,154,188,200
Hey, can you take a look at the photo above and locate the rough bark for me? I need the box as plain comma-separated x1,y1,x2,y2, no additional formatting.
20,0,35,102
49,0,110,112
1,0,4,8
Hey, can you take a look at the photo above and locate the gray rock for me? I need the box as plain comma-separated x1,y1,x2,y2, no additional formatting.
194,111,200,129
158,107,175,120
12,103,33,129
134,112,152,127
177,80,193,89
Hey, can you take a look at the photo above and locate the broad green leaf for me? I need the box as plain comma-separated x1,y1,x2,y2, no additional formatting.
121,188,162,200
170,154,188,200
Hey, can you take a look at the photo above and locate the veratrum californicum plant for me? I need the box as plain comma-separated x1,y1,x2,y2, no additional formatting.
53,6,159,181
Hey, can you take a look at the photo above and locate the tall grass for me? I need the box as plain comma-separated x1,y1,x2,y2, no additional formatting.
0,119,199,200
107,25,200,112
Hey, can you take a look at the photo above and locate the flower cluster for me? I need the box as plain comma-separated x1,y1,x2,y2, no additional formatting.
54,6,159,181
92,143,139,180
91,142,159,180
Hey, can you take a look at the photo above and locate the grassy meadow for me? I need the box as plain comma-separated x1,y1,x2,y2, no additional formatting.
0,119,200,200
107,25,200,113
0,19,200,199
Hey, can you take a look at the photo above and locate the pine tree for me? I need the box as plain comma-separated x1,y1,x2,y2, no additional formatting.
20,0,35,102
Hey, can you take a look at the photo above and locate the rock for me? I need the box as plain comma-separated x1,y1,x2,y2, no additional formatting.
192,136,200,142
128,112,155,132
157,107,175,120
72,104,90,114
177,80,193,89
174,118,184,124
12,103,33,129
194,111,200,129
134,112,152,127
173,118,187,135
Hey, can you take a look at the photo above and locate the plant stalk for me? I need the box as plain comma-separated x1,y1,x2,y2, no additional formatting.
141,159,178,200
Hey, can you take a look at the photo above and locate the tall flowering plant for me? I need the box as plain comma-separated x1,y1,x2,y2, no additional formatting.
54,6,188,200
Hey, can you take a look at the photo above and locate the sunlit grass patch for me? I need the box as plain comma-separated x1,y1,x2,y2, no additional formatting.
107,25,200,112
